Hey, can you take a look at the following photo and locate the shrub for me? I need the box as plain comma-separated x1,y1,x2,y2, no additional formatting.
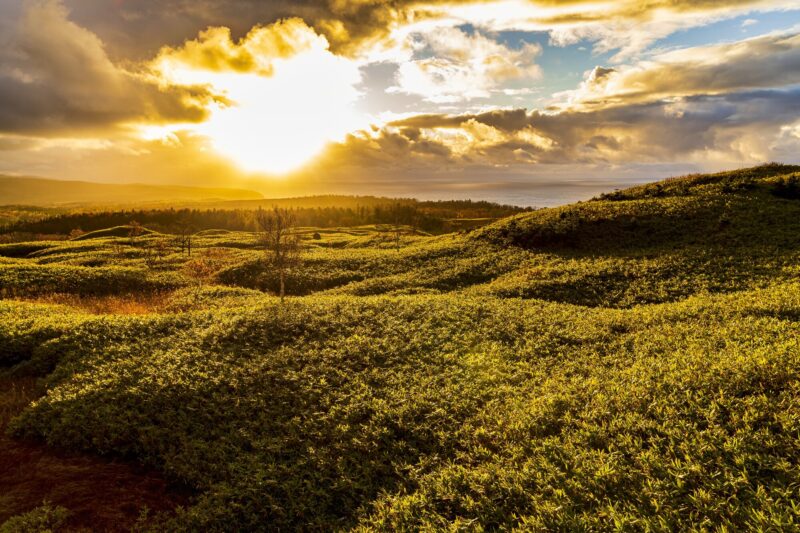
0,503,70,533
770,174,800,199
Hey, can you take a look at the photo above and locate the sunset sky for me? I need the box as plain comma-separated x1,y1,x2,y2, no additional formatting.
2,0,800,205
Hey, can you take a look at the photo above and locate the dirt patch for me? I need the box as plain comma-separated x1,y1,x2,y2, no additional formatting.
0,376,191,532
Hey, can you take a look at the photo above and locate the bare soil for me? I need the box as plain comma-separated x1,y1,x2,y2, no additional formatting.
0,376,190,532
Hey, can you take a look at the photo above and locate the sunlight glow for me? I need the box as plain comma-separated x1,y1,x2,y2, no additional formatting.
156,42,366,175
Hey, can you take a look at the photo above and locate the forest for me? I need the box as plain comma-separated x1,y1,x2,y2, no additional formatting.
0,197,530,240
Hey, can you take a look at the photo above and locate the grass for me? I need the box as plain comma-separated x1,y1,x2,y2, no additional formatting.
4,288,800,530
1,164,800,530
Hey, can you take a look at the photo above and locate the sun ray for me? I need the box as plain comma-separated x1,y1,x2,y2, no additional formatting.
151,24,367,175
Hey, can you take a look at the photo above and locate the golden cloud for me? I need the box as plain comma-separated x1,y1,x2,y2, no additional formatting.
435,0,799,60
149,17,366,175
153,18,329,76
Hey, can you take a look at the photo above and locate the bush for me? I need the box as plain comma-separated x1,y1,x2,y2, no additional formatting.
770,174,800,199
8,285,800,530
0,264,186,298
0,503,70,533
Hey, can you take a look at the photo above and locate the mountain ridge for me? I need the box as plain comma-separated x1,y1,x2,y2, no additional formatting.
0,175,264,206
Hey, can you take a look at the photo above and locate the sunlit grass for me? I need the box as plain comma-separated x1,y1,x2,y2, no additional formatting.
2,165,800,530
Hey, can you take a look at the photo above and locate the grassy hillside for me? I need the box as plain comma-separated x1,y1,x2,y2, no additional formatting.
1,164,800,530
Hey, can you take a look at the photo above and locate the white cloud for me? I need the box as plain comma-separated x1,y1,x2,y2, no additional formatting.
427,0,799,61
553,32,800,111
388,27,541,103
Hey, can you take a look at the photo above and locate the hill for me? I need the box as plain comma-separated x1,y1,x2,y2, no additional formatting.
0,176,264,206
1,164,800,531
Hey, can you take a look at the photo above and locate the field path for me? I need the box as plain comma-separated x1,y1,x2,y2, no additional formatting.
0,376,190,531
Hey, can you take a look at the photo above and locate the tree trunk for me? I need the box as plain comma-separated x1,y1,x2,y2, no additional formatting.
279,271,286,303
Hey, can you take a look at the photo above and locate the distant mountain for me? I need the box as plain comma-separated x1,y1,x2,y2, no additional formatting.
0,176,264,206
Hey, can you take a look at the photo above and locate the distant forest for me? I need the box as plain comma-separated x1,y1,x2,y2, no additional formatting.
1,198,531,236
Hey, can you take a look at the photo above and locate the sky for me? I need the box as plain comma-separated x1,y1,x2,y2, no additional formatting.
1,1,800,206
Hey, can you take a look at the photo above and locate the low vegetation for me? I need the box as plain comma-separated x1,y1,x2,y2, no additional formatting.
1,164,799,530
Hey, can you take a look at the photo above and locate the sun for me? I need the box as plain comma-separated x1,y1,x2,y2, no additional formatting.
153,35,366,175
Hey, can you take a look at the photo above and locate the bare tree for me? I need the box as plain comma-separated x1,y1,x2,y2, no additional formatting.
256,207,300,302
409,205,422,235
173,219,195,257
390,203,410,251
143,238,170,269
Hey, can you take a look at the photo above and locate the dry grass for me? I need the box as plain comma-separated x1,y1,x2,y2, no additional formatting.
15,292,173,315
0,376,38,429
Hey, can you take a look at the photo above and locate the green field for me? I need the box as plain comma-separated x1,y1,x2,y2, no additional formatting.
2,164,800,531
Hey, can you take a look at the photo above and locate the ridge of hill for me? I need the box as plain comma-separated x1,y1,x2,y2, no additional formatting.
0,176,264,206
476,163,800,251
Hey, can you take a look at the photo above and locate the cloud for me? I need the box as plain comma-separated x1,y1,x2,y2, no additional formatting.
554,32,800,110
153,18,329,77
305,85,800,183
48,0,797,62
50,0,416,60
2,0,800,204
151,17,366,175
0,0,213,136
0,131,250,189
0,3,365,175
388,27,542,103
425,0,799,60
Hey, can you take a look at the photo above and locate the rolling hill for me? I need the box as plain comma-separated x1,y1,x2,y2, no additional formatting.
1,164,800,531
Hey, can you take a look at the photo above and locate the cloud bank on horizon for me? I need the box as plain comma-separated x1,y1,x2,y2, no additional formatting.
1,0,800,204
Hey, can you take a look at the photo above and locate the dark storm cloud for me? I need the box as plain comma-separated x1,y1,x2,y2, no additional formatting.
0,0,214,136
55,0,413,59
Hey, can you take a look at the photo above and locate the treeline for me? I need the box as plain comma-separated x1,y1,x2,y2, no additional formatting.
0,206,68,228
3,200,530,236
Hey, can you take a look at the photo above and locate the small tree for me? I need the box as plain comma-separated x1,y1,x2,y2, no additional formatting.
143,238,170,269
256,207,300,302
389,203,411,251
128,220,145,243
173,219,195,257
